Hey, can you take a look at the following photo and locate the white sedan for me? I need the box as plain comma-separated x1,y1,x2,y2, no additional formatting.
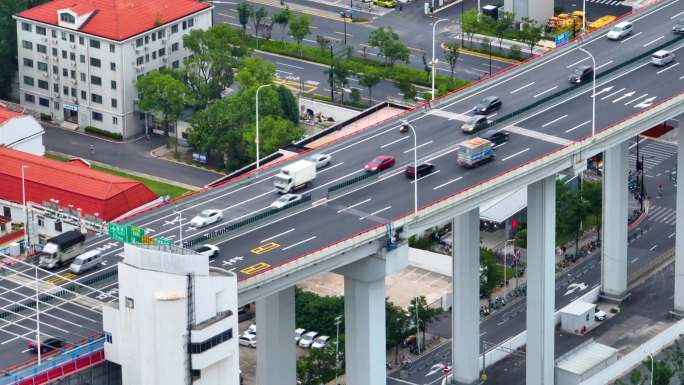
189,209,223,228
311,335,330,349
271,194,303,209
309,153,332,169
195,244,219,259
298,331,318,348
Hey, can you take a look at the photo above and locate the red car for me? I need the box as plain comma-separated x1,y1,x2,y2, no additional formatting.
365,155,396,172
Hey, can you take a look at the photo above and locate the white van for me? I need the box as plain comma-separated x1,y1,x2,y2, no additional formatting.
69,250,103,274
651,50,675,66
606,21,633,40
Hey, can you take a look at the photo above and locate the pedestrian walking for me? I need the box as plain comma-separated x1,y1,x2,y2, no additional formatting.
398,3,402,10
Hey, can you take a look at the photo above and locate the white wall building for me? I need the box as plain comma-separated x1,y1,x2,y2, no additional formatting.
0,105,45,155
14,0,212,139
104,243,240,385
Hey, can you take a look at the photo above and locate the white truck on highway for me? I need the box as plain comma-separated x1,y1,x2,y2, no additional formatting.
38,230,87,269
457,137,493,167
274,159,317,194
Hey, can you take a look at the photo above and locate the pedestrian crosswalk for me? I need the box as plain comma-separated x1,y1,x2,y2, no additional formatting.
628,140,677,171
648,205,677,225
586,0,625,6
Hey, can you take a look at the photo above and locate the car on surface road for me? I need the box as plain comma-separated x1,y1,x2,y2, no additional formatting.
239,334,257,348
270,193,304,209
674,18,684,33
473,96,502,114
461,115,489,134
595,309,607,321
568,65,593,84
373,0,396,7
651,50,675,66
404,163,435,179
365,155,396,172
28,337,65,354
311,335,331,349
189,209,223,228
479,129,509,146
298,331,319,348
606,21,633,40
195,244,219,259
309,153,332,169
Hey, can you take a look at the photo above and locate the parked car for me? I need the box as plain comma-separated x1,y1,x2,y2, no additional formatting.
606,21,633,40
246,324,256,336
295,328,306,343
651,50,675,66
373,0,396,7
473,96,502,114
568,65,593,84
190,209,223,228
673,18,684,33
298,331,319,348
365,155,396,172
195,244,219,259
479,129,509,146
309,153,332,169
27,337,65,354
595,309,607,321
311,335,331,349
270,193,304,209
461,115,489,134
404,163,435,179
239,334,257,348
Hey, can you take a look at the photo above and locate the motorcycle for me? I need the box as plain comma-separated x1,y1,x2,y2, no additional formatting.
399,124,409,134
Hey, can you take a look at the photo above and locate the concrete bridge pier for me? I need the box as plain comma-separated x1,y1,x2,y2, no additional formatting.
255,286,296,385
526,175,556,385
601,142,630,303
673,123,684,317
450,208,481,385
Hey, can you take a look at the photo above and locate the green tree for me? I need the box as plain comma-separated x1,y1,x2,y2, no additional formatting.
136,71,189,152
181,24,246,108
443,42,460,79
236,2,252,33
350,88,361,105
644,358,675,385
251,6,267,38
461,9,479,47
359,69,382,104
386,300,411,364
297,343,338,385
519,17,543,56
556,180,589,252
276,85,299,125
235,56,276,90
394,74,416,100
481,247,504,297
581,180,602,237
316,34,331,55
326,59,350,102
422,55,431,81
494,11,515,50
514,227,527,249
367,27,410,66
273,7,291,42
243,116,302,160
408,296,442,350
289,14,311,54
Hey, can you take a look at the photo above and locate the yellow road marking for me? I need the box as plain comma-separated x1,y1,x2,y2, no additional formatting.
274,78,318,94
47,272,77,285
250,242,281,255
241,262,272,275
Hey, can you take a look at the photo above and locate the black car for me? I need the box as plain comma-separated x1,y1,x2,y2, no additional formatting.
27,337,65,354
404,163,435,179
569,65,593,84
674,18,684,33
473,96,502,114
479,129,509,146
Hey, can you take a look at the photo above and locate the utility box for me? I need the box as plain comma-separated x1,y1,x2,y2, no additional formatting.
560,301,596,334
556,339,618,385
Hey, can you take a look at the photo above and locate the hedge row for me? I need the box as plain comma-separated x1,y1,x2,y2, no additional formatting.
85,126,123,141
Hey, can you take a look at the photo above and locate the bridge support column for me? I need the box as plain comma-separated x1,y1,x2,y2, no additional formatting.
674,123,684,317
256,286,296,385
450,208,480,385
601,141,630,303
526,175,556,385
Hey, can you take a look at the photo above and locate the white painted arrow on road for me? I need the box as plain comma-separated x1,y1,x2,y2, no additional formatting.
564,282,588,296
612,91,635,103
592,86,614,97
634,96,657,109
625,93,648,106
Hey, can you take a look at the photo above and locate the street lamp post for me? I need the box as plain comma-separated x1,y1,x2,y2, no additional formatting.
176,211,183,246
21,165,29,256
648,353,654,385
334,315,342,382
578,47,596,137
255,84,271,170
582,0,587,32
35,264,41,364
431,18,449,100
414,297,421,354
340,11,352,45
401,120,418,215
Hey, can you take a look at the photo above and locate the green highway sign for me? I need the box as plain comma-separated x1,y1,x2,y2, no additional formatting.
108,223,146,244
155,237,174,246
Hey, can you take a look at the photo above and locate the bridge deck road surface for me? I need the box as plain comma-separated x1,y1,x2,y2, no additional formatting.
386,139,678,384
2,0,684,369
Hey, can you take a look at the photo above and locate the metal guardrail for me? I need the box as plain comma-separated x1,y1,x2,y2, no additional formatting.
182,194,312,248
0,337,105,385
327,172,375,195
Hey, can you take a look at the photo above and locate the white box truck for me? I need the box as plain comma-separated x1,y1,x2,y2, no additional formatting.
38,230,86,269
274,160,317,194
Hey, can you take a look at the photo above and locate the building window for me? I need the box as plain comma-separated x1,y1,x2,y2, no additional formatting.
60,13,75,23
61,31,67,41
171,43,179,52
172,60,179,69
152,33,156,42
112,116,118,125
37,62,47,71
152,51,156,60
171,24,178,33
23,58,33,68
104,332,113,344
91,93,102,104
37,216,44,227
54,221,62,232
158,30,165,39
92,111,103,121
90,39,100,49
52,65,58,75
90,57,101,67
36,26,46,35
111,80,117,90
22,40,32,50
81,90,86,99
62,50,67,59
24,93,34,103
145,35,149,44
53,84,58,92
80,72,86,81
52,47,57,56
91,75,102,86
62,68,68,77
37,44,47,54
22,22,31,32
136,56,144,65
64,86,69,95
136,38,143,47
70,52,75,61
188,18,194,28
110,62,116,71
79,36,84,45
38,80,48,90
109,44,115,53
3,206,10,219
189,329,233,354
111,98,117,108
125,297,134,309
70,70,76,79
39,97,49,107
80,54,85,63
69,34,75,43
55,102,59,110
23,76,34,86
71,87,76,97
158,48,165,57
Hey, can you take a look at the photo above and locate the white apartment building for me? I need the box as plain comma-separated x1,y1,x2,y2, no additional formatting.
14,0,212,139
104,243,240,385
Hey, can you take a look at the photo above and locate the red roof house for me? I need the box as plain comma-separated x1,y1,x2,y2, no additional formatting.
0,147,158,221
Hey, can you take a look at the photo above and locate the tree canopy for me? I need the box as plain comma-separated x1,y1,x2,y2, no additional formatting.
367,27,410,66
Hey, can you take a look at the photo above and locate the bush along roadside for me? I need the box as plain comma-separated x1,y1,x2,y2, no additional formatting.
84,126,123,141
241,33,469,93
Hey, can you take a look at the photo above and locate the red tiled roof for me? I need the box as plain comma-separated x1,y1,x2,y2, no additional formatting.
16,0,211,41
0,105,23,126
0,147,158,220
